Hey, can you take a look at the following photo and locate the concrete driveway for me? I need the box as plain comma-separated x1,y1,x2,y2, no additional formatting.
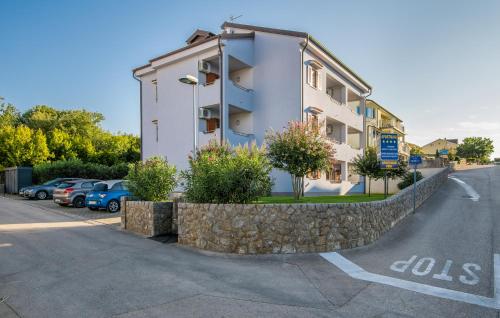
0,167,499,317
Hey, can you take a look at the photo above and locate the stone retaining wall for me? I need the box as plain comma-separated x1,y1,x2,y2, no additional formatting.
121,199,177,237
178,168,449,254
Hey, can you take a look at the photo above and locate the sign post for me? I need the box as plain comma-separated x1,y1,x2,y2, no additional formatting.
409,155,422,213
380,133,399,198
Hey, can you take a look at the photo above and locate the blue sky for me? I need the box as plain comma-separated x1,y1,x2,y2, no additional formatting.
1,0,500,157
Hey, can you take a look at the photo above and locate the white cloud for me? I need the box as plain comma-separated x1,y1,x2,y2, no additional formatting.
457,121,500,131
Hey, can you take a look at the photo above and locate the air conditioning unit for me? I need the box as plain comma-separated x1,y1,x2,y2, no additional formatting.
198,61,211,73
326,124,333,134
198,108,212,119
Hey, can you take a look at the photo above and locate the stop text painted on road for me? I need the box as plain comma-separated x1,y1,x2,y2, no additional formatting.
390,255,481,285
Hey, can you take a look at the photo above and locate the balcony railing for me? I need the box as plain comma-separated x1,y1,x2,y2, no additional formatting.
227,81,253,111
379,119,404,132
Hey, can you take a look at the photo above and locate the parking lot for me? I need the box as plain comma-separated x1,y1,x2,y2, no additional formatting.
1,193,121,227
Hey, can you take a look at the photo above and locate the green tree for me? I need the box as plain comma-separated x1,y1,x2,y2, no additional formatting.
126,157,177,202
351,147,380,196
182,141,272,204
265,121,334,200
435,149,440,159
456,137,494,163
409,145,424,156
0,97,21,127
0,125,50,167
48,128,77,161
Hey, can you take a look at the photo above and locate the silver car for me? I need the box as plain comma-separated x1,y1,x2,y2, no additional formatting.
20,178,81,200
53,179,101,208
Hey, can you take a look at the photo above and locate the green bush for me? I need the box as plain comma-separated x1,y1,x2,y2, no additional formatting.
397,171,424,190
181,141,272,203
33,159,131,183
125,157,177,202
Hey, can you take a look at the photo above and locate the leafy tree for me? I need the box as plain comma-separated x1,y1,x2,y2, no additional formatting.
0,125,50,167
398,171,424,190
0,97,21,127
409,145,424,156
265,121,334,200
351,147,380,196
182,141,272,203
385,158,408,180
48,128,77,161
456,137,494,163
0,99,140,167
435,149,440,158
126,157,177,202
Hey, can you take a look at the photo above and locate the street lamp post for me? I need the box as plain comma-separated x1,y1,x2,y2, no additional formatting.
178,75,199,158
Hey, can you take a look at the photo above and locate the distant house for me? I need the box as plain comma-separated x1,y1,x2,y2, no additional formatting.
421,138,458,157
364,99,410,160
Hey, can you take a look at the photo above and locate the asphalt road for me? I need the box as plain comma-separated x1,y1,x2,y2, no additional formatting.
0,167,499,317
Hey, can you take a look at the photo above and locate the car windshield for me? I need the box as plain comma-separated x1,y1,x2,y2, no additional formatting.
42,179,57,185
93,183,108,192
57,182,75,189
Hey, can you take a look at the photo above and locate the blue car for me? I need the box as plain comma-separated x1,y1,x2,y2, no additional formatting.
85,180,130,213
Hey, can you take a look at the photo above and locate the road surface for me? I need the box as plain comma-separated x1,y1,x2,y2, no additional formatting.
0,167,498,317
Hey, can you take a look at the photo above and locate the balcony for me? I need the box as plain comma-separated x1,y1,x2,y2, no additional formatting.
199,79,220,107
379,119,405,134
198,128,220,147
227,129,255,146
227,81,253,112
330,141,363,163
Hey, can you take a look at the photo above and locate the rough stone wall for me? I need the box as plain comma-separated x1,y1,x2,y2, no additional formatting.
121,200,176,237
178,168,449,254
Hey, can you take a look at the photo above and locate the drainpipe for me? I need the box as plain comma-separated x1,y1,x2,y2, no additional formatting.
300,35,310,122
362,88,372,195
133,72,143,161
218,36,224,143
300,35,310,197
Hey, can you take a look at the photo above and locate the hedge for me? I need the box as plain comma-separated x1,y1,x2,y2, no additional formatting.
33,159,130,184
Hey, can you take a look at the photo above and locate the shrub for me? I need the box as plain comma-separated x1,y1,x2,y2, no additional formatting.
181,141,272,203
125,156,177,202
397,171,424,190
265,121,333,200
33,159,131,183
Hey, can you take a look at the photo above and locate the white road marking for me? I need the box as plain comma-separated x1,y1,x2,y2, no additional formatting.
320,252,500,309
390,256,480,285
448,176,480,201
412,257,435,276
433,260,453,282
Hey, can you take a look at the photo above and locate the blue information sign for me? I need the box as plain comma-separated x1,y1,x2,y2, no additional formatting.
439,149,449,155
409,155,422,166
380,133,399,169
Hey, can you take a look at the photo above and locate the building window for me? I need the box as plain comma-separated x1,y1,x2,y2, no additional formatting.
309,113,319,131
152,79,158,102
307,170,321,180
205,118,219,133
366,107,375,119
307,65,321,89
152,120,158,142
326,163,342,183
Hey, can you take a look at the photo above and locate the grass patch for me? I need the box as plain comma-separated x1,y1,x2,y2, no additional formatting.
255,194,387,204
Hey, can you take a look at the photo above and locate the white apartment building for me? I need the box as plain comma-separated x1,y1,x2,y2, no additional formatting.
133,22,372,195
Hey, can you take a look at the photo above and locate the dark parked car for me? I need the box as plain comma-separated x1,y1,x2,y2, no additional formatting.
85,180,131,213
19,178,81,200
53,179,101,208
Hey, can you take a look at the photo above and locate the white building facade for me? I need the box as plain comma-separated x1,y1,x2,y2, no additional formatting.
133,23,372,195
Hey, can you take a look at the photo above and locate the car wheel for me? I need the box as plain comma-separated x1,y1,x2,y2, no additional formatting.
107,200,120,213
73,196,85,208
88,207,99,211
35,191,48,200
